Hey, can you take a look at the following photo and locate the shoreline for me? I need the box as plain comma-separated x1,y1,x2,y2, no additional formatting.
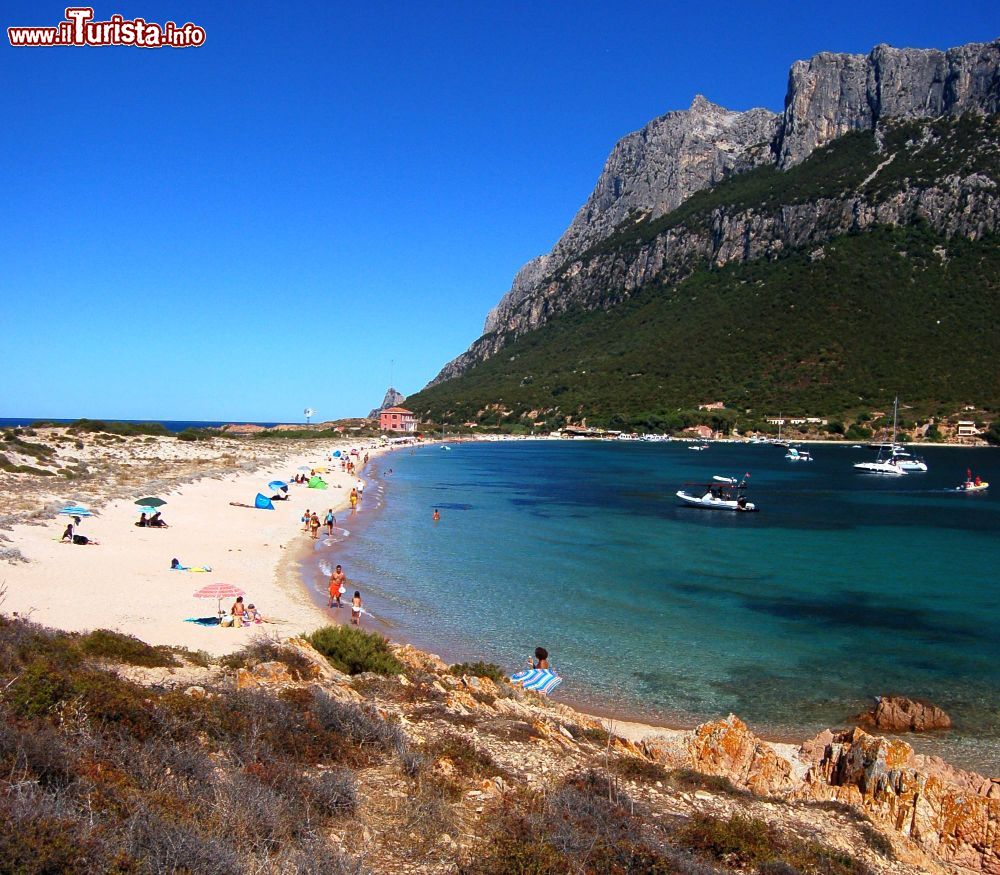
291,438,1000,770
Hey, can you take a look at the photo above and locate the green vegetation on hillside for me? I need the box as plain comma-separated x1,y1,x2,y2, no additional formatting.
408,225,1000,430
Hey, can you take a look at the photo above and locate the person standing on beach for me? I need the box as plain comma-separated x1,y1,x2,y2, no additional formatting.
349,488,358,513
301,509,311,532
356,478,365,499
351,590,362,625
329,564,346,608
324,508,336,536
310,512,321,539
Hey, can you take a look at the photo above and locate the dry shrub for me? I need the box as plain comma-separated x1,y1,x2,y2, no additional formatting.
310,689,408,760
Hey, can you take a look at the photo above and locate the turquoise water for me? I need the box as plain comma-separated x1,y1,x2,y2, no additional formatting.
303,440,1000,773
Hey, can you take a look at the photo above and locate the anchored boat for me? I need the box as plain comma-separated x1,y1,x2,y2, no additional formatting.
676,475,757,511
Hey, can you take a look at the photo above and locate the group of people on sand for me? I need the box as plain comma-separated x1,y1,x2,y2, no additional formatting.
328,564,363,625
302,508,341,539
136,511,167,527
220,595,265,627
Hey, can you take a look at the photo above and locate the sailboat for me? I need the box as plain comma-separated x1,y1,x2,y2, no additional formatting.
854,398,907,476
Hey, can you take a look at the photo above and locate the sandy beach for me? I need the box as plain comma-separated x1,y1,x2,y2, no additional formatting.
0,430,391,656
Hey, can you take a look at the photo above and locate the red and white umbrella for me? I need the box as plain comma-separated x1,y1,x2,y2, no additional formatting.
193,582,245,614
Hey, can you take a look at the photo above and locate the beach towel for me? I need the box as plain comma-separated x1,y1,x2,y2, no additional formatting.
184,616,221,626
510,668,563,695
171,565,213,572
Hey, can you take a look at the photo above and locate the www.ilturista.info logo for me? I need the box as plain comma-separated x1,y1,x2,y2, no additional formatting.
8,7,206,48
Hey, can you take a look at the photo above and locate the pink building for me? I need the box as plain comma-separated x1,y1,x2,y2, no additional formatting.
379,406,416,432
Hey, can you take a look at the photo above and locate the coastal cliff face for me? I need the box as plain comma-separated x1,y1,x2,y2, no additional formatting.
429,38,1000,388
482,96,780,334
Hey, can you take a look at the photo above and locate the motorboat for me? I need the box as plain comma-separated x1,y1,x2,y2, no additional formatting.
676,475,757,511
957,470,989,492
785,447,813,461
854,458,907,475
687,443,709,451
891,447,928,472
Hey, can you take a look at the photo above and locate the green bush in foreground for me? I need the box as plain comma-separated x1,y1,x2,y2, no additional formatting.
448,660,506,684
305,625,405,676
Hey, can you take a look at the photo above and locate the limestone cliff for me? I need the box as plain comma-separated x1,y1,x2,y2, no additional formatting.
429,37,1000,388
367,386,406,419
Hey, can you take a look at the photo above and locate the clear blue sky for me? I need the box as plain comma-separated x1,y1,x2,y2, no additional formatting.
3,1,996,422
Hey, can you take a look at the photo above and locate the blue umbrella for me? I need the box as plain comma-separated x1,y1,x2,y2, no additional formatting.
59,505,92,517
268,480,288,492
137,506,158,515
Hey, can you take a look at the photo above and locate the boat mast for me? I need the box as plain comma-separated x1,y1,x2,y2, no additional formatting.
892,397,898,446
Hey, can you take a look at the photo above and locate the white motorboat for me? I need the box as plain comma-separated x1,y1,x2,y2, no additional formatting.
854,458,908,476
676,476,757,511
891,448,928,471
785,447,813,461
687,443,709,451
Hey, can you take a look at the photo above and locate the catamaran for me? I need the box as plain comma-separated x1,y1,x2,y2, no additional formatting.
676,475,757,511
890,447,928,471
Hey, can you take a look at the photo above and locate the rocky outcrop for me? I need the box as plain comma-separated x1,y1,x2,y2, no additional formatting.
482,96,780,335
429,37,1000,387
859,696,953,733
368,387,406,419
778,40,1000,166
798,727,1000,874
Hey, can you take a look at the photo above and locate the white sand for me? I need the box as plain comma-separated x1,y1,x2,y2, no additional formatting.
1,444,386,655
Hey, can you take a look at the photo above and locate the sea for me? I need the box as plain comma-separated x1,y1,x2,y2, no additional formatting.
302,439,1000,774
0,418,282,432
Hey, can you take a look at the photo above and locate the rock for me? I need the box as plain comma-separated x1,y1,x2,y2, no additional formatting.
799,729,835,764
686,714,796,797
235,667,259,690
859,696,953,732
798,727,1000,874
251,661,293,685
184,685,207,699
368,387,406,419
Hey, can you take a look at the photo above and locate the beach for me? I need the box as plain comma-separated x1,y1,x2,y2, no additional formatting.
0,429,389,656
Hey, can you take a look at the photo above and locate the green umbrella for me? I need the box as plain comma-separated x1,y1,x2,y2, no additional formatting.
135,497,166,507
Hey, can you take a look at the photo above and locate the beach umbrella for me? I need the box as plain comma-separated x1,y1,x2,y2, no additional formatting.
59,505,92,517
135,497,166,508
509,668,563,695
193,582,245,615
136,506,158,515
297,465,311,472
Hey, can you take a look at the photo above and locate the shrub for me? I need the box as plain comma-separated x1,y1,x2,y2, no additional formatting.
310,690,408,758
448,660,506,683
666,768,747,797
7,660,72,719
421,731,502,780
308,768,358,816
676,814,772,866
305,625,404,676
80,629,180,668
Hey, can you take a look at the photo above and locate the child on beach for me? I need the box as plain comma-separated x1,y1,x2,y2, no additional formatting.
351,591,362,625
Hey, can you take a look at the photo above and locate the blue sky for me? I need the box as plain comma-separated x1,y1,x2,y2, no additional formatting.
3,1,996,422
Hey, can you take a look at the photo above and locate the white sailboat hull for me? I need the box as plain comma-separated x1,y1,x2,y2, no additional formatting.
854,461,907,475
676,490,757,511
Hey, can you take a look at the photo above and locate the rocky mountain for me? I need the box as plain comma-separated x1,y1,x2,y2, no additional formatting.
367,386,406,419
426,38,1000,392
